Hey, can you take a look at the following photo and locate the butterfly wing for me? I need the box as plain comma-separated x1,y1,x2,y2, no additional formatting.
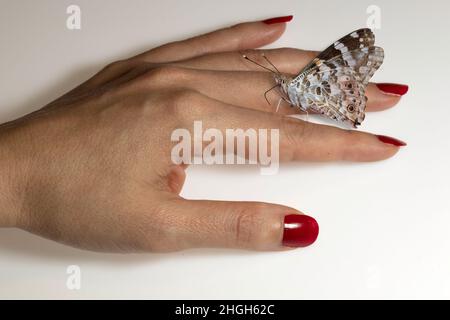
314,28,375,61
327,45,384,86
288,28,384,127
295,64,367,127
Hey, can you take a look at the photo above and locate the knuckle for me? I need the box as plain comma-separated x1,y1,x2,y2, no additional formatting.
241,48,259,57
171,88,202,105
339,129,360,160
100,59,129,73
143,65,190,83
281,118,308,145
135,203,182,252
229,203,270,248
275,47,299,57
102,60,122,71
165,89,204,120
280,118,314,160
220,24,243,46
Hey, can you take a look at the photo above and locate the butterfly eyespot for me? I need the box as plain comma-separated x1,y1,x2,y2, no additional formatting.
346,83,353,89
347,105,355,113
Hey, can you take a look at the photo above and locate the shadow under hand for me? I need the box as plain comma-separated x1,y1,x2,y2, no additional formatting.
0,228,263,266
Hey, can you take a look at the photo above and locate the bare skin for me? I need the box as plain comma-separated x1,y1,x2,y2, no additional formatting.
0,19,406,252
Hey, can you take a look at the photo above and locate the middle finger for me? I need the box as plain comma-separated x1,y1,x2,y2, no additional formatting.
172,48,406,112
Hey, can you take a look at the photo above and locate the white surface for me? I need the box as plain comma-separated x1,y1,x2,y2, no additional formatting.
1,0,449,299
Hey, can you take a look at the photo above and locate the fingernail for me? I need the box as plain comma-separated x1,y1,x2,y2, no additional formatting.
376,83,409,96
282,214,319,247
377,135,407,147
262,15,294,25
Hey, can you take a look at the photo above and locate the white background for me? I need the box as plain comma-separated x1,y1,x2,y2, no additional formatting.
1,0,449,299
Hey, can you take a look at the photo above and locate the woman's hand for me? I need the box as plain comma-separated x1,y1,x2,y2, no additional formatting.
0,16,407,252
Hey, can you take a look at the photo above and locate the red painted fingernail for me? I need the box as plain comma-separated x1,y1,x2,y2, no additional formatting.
376,83,409,96
262,15,293,25
377,135,407,147
282,214,319,247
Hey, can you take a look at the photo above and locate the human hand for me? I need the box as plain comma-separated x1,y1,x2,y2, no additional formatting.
0,16,407,252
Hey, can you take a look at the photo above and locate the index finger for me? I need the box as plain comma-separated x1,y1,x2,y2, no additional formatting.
134,17,292,63
79,17,292,92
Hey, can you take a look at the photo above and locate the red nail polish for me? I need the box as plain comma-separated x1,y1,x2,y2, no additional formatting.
377,135,407,147
262,15,293,25
376,83,409,96
282,214,319,247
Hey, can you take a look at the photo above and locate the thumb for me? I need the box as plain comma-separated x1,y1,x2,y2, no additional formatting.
162,198,319,251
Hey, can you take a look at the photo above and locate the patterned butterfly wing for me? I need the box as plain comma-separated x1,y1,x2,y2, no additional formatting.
325,45,384,86
295,65,367,127
287,28,384,127
314,28,375,61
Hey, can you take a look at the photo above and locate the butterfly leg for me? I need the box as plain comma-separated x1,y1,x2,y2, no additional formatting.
302,109,309,122
264,84,279,106
275,97,283,113
281,96,291,105
275,93,293,113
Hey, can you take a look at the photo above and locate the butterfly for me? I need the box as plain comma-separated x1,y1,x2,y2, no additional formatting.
244,28,384,128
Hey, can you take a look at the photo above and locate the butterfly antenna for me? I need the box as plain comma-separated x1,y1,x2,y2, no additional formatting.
261,53,281,74
242,54,277,74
